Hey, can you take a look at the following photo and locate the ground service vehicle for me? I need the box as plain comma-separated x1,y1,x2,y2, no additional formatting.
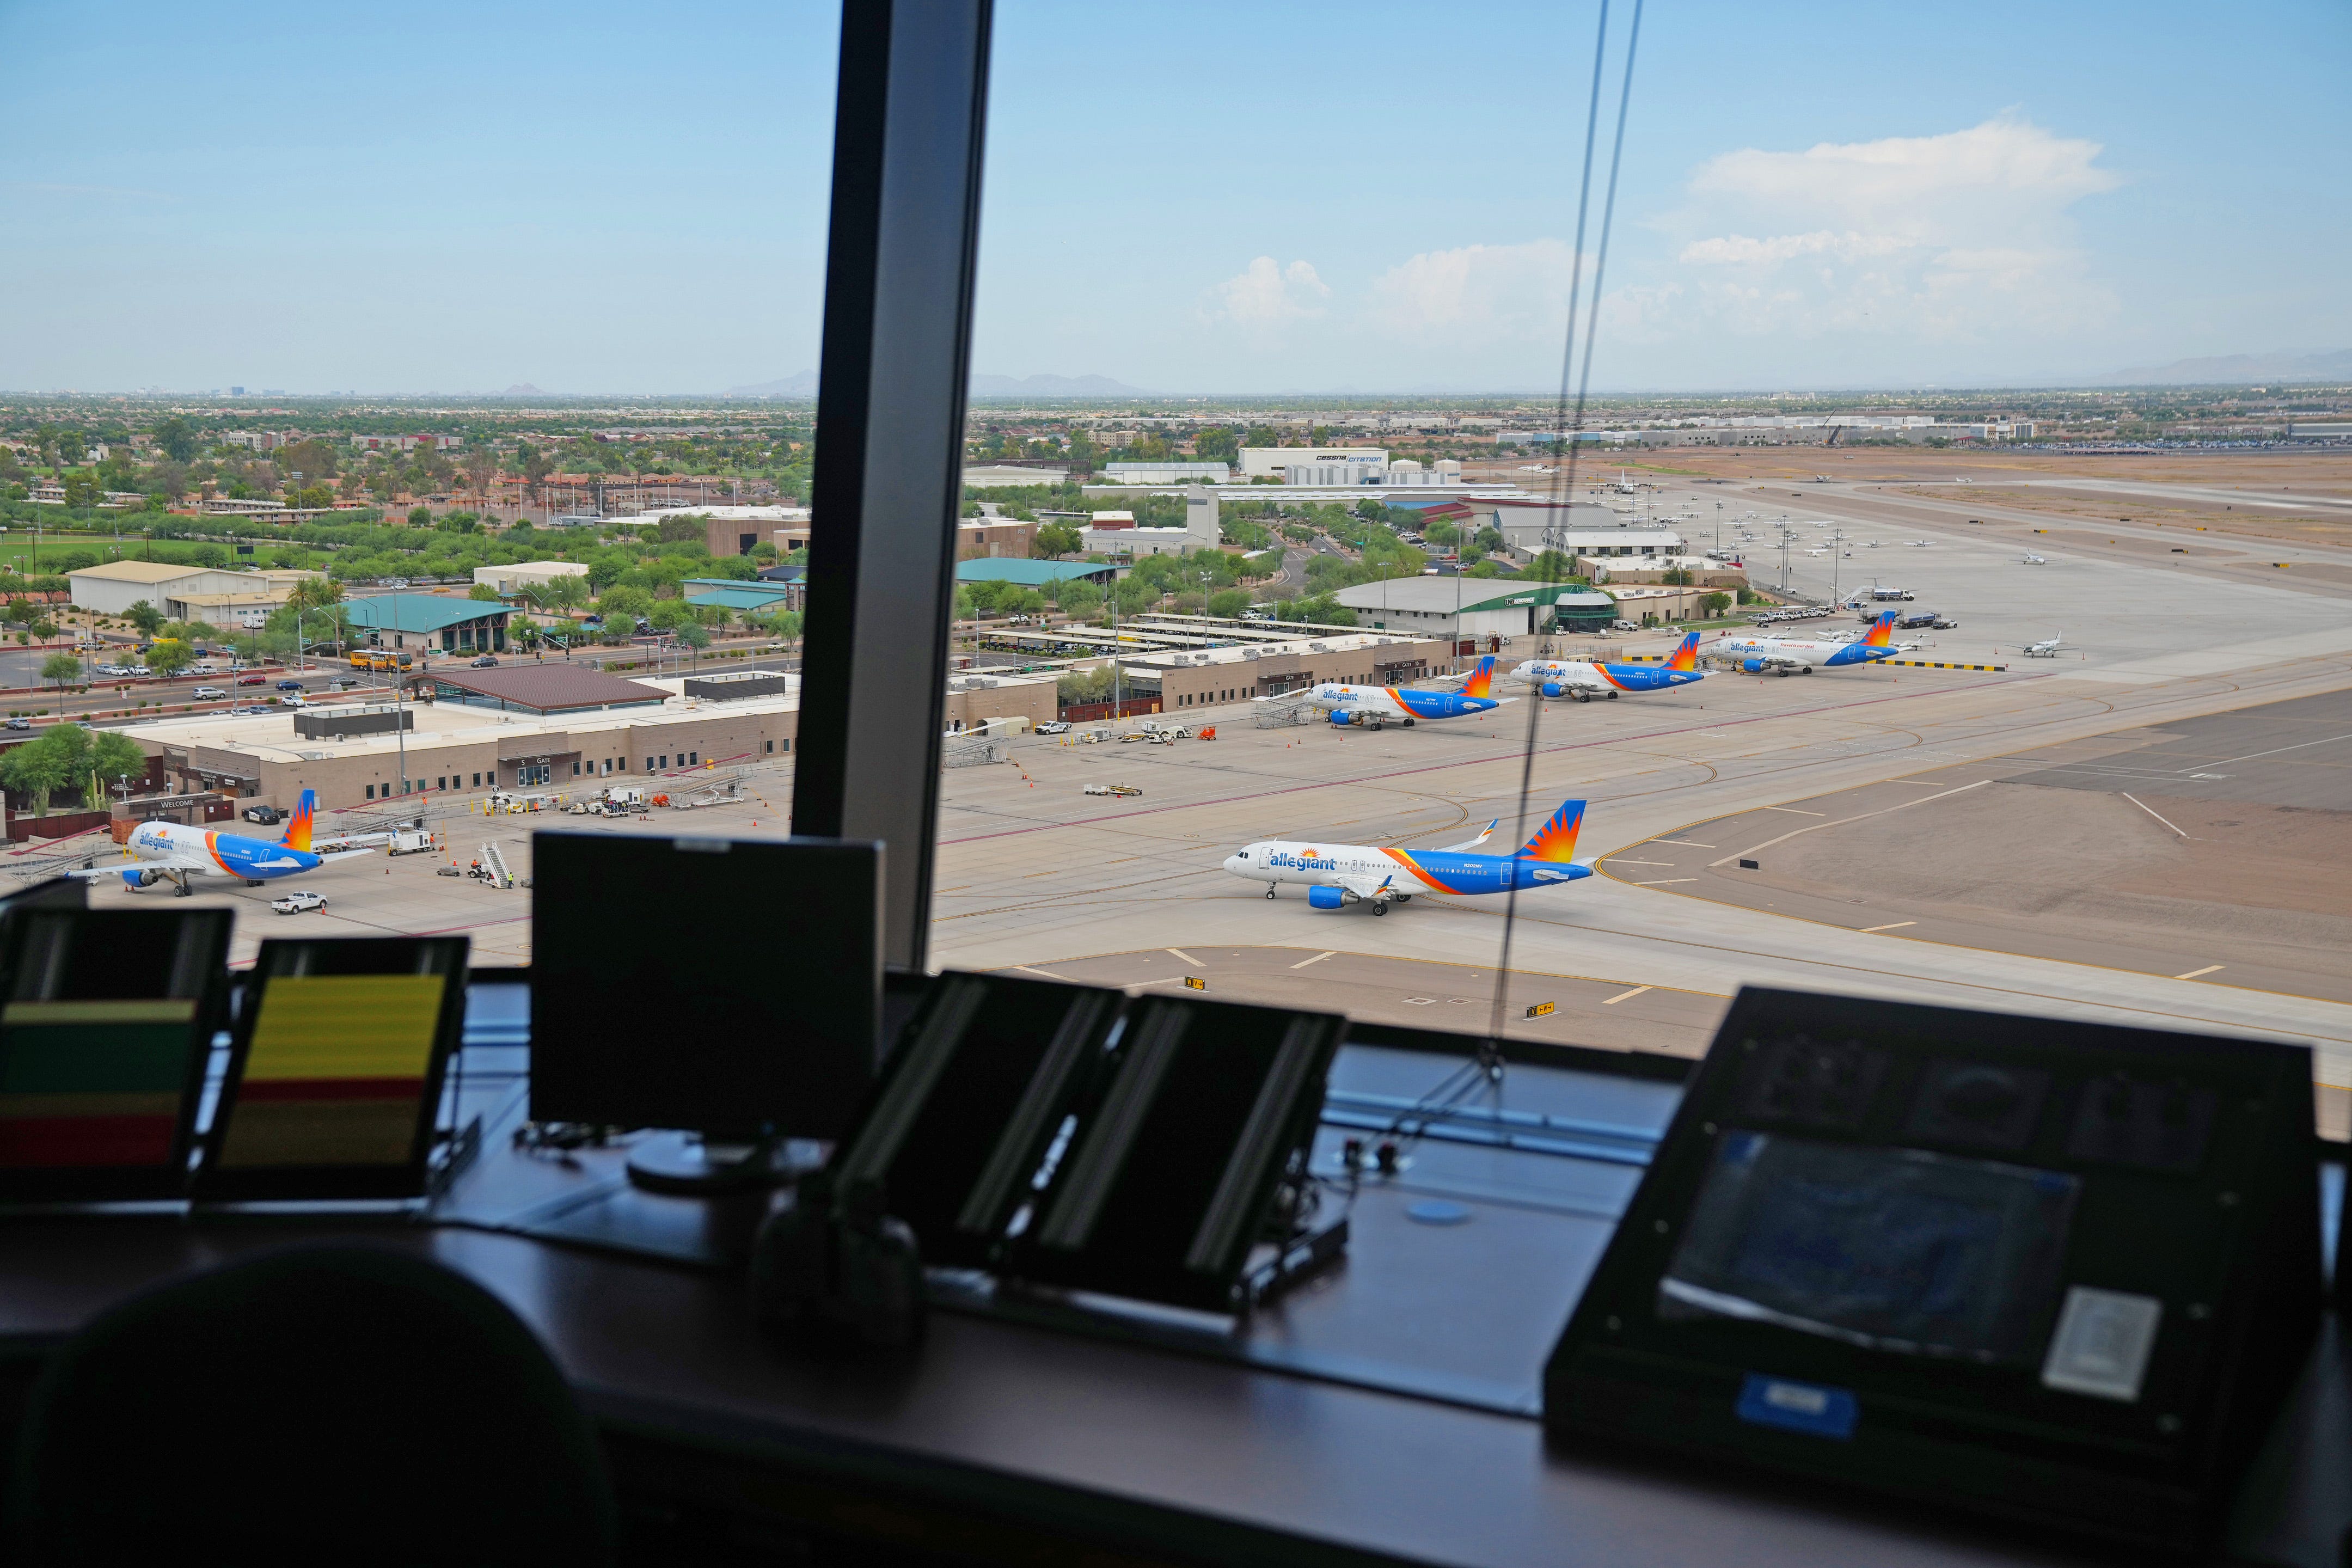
271,890,328,915
1083,783,1143,798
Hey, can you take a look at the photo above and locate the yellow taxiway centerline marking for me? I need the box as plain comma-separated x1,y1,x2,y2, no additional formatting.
2175,965,2225,980
1861,921,1918,933
1290,951,1338,969
1602,986,1652,1005
1166,947,1203,966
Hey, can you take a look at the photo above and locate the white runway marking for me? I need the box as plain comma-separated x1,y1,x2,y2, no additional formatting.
2175,965,2225,981
1602,986,1651,1005
1013,965,1072,981
1861,921,1918,933
1290,950,1338,969
2120,793,2190,838
1165,947,1203,966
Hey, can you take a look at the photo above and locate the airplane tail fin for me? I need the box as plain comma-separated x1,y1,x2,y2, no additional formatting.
1514,799,1586,862
1462,654,1497,700
1665,630,1701,671
280,789,315,853
1863,610,1897,647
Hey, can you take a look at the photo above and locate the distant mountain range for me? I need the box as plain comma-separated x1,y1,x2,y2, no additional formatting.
2093,348,2352,386
499,382,545,396
721,370,1151,399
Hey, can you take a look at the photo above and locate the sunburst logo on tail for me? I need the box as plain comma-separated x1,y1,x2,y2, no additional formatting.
1863,610,1897,647
1665,631,1700,671
1462,655,1496,700
1515,799,1586,862
280,789,315,853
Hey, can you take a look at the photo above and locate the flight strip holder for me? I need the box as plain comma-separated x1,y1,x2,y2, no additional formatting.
822,974,1344,1314
1542,986,2319,1555
0,908,231,1203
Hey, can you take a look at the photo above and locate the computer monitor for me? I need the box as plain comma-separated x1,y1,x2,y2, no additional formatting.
529,832,883,1187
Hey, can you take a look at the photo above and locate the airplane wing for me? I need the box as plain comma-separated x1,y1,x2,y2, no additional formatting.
65,855,210,880
1440,819,1498,852
1332,873,1398,903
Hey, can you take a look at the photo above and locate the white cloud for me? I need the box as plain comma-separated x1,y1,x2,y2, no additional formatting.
1210,256,1329,324
1679,230,1918,267
1633,114,2122,349
1363,239,1584,346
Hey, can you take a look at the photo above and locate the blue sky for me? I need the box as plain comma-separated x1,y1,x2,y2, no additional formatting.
3,0,2345,394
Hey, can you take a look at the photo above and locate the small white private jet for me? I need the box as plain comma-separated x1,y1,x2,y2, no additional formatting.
2021,553,2048,565
2024,635,2064,658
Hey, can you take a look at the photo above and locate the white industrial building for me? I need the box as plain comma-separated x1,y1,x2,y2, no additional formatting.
1101,461,1229,485
1082,487,1220,558
1239,446,1386,481
66,561,322,619
473,560,592,595
1332,579,1618,640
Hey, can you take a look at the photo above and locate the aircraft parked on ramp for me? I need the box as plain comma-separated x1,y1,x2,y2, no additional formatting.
1287,656,1507,728
72,790,375,896
1222,799,1592,912
1717,611,1899,675
2024,635,2064,658
1512,632,1705,702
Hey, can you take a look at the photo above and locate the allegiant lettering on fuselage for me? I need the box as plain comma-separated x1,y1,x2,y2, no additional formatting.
1290,655,1508,728
1223,799,1594,912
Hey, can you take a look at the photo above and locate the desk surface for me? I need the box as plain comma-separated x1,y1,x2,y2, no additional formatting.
0,999,2343,1568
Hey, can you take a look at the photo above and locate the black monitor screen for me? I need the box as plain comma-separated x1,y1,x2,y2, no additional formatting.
529,832,881,1140
1658,1131,2079,1365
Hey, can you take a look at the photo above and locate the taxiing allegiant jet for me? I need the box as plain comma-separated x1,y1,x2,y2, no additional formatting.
71,790,375,897
1283,655,1509,729
1715,610,1898,675
1223,799,1593,914
1512,631,1705,702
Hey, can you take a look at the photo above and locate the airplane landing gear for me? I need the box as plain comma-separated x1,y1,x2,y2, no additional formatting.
173,880,193,898
1402,719,1414,727
1266,884,1278,899
1606,690,1618,699
1372,901,1388,915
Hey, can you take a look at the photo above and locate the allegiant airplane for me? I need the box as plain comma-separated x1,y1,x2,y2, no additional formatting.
1512,631,1705,702
71,789,375,896
1716,609,1899,674
1223,798,1593,913
1285,654,1510,729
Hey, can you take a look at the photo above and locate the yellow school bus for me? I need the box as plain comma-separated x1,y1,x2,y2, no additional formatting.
348,650,414,671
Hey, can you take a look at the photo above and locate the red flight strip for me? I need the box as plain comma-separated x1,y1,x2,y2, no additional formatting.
940,672,2051,848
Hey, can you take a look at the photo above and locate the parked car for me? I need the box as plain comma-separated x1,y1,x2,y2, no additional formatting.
1036,720,1071,734
192,685,228,700
242,805,283,825
270,890,328,915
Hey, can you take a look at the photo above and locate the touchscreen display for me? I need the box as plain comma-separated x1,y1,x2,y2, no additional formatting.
1659,1131,2079,1364
215,974,447,1169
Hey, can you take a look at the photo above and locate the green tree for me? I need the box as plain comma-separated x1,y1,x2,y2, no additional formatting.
468,581,503,602
646,599,694,633
0,728,72,815
543,574,589,613
408,505,433,526
1206,587,1251,619
40,652,81,691
1033,523,1083,559
598,584,654,624
146,639,193,677
85,730,145,809
1700,591,1733,618
154,416,200,463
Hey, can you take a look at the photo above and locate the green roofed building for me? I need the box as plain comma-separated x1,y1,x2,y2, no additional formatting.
683,578,803,613
344,593,512,653
954,559,1117,588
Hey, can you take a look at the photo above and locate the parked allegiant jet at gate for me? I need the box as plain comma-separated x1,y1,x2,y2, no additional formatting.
1222,799,1593,913
1284,654,1509,729
69,790,374,897
1512,632,1705,702
1716,610,1899,675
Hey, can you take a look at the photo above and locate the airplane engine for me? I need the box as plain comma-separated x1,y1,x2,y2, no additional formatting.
121,868,160,889
1327,709,1356,726
1307,885,1347,910
1742,658,1767,673
1540,682,1565,698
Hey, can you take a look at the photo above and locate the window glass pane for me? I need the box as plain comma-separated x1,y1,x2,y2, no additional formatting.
935,2,2350,1134
3,2,834,967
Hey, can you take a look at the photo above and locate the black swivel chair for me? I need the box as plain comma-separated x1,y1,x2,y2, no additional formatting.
4,1244,617,1567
